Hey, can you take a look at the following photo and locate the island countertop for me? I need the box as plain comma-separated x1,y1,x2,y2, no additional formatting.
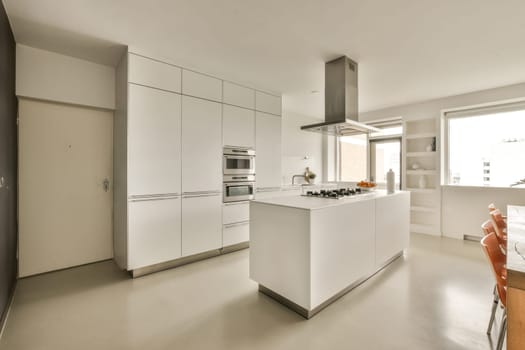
251,190,408,210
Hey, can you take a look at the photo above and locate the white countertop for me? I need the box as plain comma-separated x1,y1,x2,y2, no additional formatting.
251,190,406,210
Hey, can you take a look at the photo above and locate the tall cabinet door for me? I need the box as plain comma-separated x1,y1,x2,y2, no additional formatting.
256,112,282,188
128,84,181,196
128,197,181,269
223,105,255,148
181,96,222,193
182,194,222,257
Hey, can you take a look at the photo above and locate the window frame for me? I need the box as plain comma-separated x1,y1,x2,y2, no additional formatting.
442,98,525,187
369,136,402,188
337,120,403,183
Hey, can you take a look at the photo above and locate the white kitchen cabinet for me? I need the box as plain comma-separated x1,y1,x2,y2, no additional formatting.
223,82,255,109
375,192,410,267
223,222,249,247
182,194,222,256
223,201,250,225
128,197,181,269
255,91,281,116
128,53,181,93
256,112,282,188
181,96,222,193
128,84,181,196
182,69,222,102
222,105,255,148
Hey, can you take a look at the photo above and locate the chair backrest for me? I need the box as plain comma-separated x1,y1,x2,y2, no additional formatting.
480,232,507,307
481,220,495,236
489,209,507,246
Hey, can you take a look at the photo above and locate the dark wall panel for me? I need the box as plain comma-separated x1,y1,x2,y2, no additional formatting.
0,1,17,325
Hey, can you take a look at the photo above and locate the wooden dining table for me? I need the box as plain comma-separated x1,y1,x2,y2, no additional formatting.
506,205,525,349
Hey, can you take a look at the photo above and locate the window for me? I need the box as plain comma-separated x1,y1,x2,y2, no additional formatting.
339,119,403,184
445,102,525,187
370,138,401,188
340,134,367,181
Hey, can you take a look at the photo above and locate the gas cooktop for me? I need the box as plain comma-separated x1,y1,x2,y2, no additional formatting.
302,188,364,199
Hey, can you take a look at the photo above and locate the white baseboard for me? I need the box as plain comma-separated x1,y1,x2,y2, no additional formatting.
0,282,16,341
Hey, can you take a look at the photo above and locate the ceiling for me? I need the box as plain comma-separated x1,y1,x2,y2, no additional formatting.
4,0,525,118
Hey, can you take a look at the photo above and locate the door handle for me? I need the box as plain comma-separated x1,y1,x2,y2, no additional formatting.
103,178,110,192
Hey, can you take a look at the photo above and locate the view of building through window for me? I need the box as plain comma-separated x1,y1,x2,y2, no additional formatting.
448,108,525,187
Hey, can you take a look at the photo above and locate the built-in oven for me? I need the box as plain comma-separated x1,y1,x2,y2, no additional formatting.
223,147,255,175
223,175,255,203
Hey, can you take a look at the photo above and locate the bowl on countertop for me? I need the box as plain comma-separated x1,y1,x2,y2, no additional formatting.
356,185,377,192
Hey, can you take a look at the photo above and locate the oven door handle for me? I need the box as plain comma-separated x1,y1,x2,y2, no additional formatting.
223,155,254,160
224,182,255,187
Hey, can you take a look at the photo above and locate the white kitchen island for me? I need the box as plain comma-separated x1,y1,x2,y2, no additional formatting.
249,190,410,318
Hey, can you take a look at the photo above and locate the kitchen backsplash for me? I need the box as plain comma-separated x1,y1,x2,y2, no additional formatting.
281,155,320,185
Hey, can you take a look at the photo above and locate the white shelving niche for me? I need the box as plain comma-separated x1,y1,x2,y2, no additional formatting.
403,117,441,236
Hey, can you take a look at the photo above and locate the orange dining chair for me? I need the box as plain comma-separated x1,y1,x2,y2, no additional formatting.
481,220,495,236
489,209,507,251
481,220,500,335
480,232,507,350
488,203,506,219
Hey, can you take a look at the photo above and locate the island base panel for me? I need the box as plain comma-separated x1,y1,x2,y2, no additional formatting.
258,251,404,319
130,242,248,278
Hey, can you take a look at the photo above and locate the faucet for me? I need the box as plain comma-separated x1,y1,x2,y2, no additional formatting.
292,174,305,186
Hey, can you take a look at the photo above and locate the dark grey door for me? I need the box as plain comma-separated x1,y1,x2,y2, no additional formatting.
0,0,18,324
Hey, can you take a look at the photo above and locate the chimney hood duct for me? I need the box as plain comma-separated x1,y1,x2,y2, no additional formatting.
301,56,380,136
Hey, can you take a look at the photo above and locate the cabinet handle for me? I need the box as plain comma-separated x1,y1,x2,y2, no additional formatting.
223,201,249,206
182,191,221,198
129,193,180,199
129,196,180,202
224,221,250,229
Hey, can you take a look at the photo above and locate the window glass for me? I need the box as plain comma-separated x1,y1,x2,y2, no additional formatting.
371,140,401,188
226,158,251,170
448,109,525,187
340,134,367,181
227,185,253,196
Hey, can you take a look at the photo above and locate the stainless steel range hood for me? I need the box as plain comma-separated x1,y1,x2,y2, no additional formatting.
301,56,380,136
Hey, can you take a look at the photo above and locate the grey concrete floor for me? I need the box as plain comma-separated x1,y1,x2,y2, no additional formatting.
0,233,504,349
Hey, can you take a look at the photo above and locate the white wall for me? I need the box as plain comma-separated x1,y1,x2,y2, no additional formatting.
359,82,525,122
16,44,115,109
442,186,525,239
281,111,323,185
359,82,525,238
